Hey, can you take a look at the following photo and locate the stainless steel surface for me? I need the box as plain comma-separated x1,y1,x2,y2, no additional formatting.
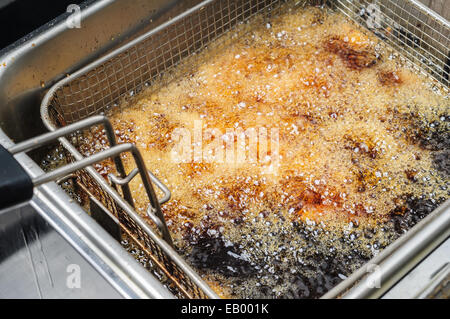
0,0,448,299
0,0,14,10
43,120,216,298
7,113,213,297
383,238,450,299
0,134,175,298
416,262,450,298
147,170,171,205
0,204,122,299
29,182,175,299
0,160,175,299
35,141,174,244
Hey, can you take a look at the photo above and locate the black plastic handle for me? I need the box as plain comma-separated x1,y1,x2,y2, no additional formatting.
0,145,33,209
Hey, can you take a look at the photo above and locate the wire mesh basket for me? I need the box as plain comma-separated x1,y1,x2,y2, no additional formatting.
41,0,449,299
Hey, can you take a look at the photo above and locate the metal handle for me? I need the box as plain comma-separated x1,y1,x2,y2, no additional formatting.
9,115,134,208
108,168,171,205
30,143,173,245
8,116,173,246
108,168,172,237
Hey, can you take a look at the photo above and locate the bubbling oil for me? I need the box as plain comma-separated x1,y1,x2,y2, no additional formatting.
78,5,449,298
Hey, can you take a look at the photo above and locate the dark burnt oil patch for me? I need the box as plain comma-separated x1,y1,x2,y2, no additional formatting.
433,149,450,177
416,113,449,177
394,110,449,177
385,107,449,233
179,186,448,299
416,114,450,151
182,216,381,299
416,114,450,178
389,195,446,234
186,234,256,277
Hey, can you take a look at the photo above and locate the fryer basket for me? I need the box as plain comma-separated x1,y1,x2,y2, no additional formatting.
41,0,449,299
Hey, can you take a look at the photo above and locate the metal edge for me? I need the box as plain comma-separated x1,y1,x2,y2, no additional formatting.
40,0,215,116
408,0,450,28
0,0,115,65
3,147,175,299
323,199,450,298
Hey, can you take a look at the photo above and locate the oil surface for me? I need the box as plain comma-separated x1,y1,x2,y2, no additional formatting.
77,6,449,298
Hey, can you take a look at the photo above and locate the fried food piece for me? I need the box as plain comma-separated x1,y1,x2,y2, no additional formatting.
324,30,378,69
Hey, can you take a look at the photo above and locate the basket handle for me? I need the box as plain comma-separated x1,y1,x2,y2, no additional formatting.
108,168,173,239
8,116,173,246
108,168,171,205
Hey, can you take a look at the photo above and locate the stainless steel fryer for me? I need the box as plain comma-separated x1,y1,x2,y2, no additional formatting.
1,0,448,299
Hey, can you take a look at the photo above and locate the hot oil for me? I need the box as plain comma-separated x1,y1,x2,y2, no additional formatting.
77,5,449,298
